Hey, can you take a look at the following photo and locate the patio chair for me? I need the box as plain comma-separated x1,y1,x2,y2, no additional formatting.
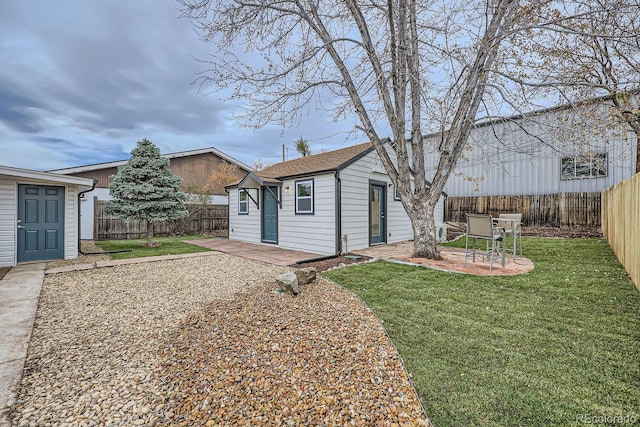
464,213,505,270
496,213,523,259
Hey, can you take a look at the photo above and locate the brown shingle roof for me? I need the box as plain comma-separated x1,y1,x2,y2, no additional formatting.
258,142,373,179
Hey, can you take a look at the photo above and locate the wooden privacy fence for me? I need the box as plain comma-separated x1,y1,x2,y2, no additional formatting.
602,173,640,291
446,192,601,228
95,201,228,240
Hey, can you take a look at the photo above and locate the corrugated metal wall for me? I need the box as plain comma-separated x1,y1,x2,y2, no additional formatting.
425,101,637,197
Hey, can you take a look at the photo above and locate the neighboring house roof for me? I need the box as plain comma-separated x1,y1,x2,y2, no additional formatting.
257,142,374,180
0,164,95,188
424,91,640,140
48,146,253,174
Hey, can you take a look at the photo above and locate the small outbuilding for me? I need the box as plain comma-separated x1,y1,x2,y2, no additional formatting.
0,165,95,267
226,143,447,256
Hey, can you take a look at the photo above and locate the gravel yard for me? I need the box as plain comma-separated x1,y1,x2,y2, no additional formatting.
12,254,428,426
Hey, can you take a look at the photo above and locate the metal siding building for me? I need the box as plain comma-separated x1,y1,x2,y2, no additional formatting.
424,101,637,197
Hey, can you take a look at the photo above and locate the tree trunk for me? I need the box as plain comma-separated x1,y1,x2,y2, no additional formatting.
406,201,441,260
146,220,154,247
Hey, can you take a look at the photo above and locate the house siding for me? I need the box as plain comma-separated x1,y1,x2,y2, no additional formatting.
64,185,79,260
278,174,336,255
0,178,16,267
340,150,445,252
78,188,110,240
228,175,337,255
228,188,261,244
424,104,637,197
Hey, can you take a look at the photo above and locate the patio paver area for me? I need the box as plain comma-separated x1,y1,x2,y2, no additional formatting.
354,240,534,275
184,238,323,266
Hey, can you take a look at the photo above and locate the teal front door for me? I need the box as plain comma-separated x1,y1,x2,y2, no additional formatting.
17,185,65,262
369,183,386,245
261,186,278,243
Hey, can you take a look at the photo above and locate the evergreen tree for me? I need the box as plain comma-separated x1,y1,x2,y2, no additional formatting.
106,139,188,246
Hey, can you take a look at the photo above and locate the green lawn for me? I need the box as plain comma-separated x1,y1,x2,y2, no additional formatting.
95,235,213,260
324,238,640,427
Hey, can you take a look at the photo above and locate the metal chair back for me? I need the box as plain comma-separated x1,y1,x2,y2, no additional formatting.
464,213,505,270
466,214,496,239
497,213,522,233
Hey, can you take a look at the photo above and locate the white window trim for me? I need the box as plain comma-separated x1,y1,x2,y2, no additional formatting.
295,179,314,215
560,153,608,180
238,189,248,214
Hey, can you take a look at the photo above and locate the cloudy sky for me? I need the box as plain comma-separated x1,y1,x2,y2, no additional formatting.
0,0,365,171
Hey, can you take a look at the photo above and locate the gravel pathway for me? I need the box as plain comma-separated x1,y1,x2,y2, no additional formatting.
12,254,429,426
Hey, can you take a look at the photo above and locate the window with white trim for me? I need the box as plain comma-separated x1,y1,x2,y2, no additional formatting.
394,186,401,201
238,189,248,214
295,179,314,214
561,153,607,180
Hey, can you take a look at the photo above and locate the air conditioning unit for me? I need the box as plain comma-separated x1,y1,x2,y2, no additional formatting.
436,223,448,242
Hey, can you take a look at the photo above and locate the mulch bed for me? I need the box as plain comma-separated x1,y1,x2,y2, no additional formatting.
0,267,9,281
447,224,603,240
157,279,430,426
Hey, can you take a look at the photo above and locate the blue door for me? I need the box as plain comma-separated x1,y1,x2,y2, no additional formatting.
369,183,386,245
17,185,65,262
262,186,278,243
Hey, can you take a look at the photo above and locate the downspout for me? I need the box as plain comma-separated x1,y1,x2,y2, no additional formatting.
77,180,131,255
296,170,342,265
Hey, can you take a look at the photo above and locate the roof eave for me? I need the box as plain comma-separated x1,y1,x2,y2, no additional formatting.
49,146,253,175
0,165,96,188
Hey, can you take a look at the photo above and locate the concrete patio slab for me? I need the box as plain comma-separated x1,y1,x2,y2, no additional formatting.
0,262,46,427
184,239,322,266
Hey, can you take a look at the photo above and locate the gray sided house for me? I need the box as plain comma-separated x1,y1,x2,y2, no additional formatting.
0,165,95,267
227,143,447,256
424,97,638,198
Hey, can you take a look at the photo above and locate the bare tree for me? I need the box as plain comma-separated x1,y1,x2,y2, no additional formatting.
532,0,640,172
207,162,244,192
251,158,274,171
179,0,629,258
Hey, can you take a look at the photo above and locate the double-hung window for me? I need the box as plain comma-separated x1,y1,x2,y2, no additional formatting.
561,153,607,180
295,179,314,214
238,189,248,214
393,186,401,201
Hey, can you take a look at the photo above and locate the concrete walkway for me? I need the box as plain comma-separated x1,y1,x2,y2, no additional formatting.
0,263,46,427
